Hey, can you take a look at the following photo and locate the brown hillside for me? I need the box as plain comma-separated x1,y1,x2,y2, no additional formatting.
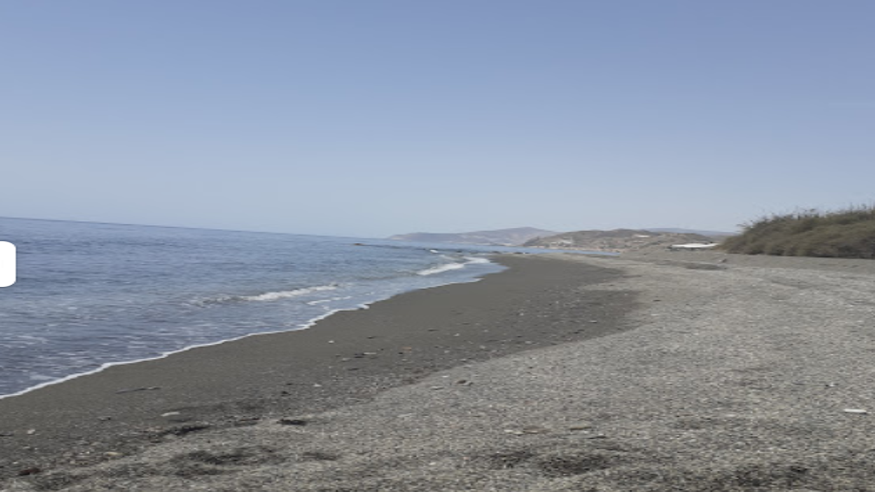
523,229,714,253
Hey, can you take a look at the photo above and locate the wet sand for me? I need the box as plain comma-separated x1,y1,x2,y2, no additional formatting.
5,251,875,491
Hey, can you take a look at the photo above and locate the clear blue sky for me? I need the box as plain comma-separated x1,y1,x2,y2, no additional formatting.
3,1,874,238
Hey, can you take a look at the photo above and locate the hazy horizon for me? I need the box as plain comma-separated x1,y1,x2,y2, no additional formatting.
3,1,873,237
0,215,737,241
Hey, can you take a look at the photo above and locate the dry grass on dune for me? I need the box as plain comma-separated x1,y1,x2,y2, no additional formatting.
720,204,875,259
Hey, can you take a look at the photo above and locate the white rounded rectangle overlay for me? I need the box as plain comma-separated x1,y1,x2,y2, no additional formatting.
0,241,16,287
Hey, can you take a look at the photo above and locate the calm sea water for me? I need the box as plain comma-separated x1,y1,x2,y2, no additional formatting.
0,217,574,397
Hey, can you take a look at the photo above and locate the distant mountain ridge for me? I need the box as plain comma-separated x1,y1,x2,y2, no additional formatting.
388,227,557,246
523,229,715,253
643,227,734,237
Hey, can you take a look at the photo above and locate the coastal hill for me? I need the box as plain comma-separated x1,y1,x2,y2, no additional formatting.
523,229,715,253
388,227,556,246
644,227,734,238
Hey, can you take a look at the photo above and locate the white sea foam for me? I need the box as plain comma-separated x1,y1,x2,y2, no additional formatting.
239,285,338,302
417,263,465,276
416,257,491,276
307,296,353,306
194,284,339,306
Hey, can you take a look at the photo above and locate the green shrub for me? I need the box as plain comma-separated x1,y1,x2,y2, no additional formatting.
720,205,875,259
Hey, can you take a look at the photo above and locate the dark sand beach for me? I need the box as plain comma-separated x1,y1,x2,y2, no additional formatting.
0,255,634,488
4,252,875,491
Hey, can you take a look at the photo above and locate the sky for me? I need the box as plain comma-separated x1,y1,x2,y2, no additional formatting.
2,1,874,238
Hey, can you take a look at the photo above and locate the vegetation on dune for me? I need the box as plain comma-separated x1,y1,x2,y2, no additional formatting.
720,205,875,259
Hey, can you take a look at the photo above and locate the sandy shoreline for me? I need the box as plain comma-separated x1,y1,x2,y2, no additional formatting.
4,251,875,491
0,255,633,487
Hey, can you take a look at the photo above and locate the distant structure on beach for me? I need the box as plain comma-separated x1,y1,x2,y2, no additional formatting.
388,227,557,247
523,229,717,253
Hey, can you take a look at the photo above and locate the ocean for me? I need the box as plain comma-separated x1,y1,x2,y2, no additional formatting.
0,217,577,398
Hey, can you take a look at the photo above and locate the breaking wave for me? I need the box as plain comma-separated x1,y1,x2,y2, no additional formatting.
194,284,339,305
416,257,491,276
